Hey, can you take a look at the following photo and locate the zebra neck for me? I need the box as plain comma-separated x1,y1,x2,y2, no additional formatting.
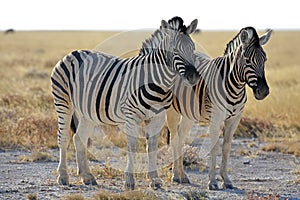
225,53,246,100
146,49,176,89
203,54,246,103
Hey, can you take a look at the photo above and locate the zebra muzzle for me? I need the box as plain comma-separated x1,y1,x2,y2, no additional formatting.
253,77,270,100
184,65,200,86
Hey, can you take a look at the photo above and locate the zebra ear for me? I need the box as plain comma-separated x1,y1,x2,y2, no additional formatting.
240,30,250,44
161,20,172,34
260,29,273,45
186,19,198,34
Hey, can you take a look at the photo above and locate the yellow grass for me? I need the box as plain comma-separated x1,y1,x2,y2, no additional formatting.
63,190,159,200
0,30,299,152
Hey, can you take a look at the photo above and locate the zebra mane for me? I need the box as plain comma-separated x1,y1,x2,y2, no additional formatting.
139,29,166,55
139,16,187,55
224,26,260,56
166,16,188,33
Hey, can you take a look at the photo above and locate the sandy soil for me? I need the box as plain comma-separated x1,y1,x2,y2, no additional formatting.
0,138,299,200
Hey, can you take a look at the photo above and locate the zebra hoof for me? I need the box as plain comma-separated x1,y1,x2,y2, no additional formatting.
222,182,234,189
57,175,69,185
83,175,98,185
179,173,191,184
208,181,219,190
124,173,135,190
150,178,163,190
172,174,190,184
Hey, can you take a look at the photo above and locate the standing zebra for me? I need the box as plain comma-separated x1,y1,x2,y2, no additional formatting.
51,17,199,190
166,27,272,190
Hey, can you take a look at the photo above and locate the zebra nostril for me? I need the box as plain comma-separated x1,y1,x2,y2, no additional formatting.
265,88,270,96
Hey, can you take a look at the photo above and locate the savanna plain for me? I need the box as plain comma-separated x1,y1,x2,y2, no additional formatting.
0,30,299,200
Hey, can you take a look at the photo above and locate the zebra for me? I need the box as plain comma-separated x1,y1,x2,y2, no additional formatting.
166,27,272,190
4,28,15,34
51,16,199,190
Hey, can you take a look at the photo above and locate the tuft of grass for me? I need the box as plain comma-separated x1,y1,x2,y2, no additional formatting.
261,140,300,157
27,193,38,200
181,190,208,200
31,149,54,162
18,155,31,163
92,190,158,200
245,191,282,200
235,117,275,138
239,149,252,156
63,194,85,200
91,165,123,179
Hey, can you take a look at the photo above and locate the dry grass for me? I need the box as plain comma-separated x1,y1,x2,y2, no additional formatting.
27,193,38,200
0,30,299,157
245,191,282,200
261,140,300,157
63,190,159,200
63,189,208,200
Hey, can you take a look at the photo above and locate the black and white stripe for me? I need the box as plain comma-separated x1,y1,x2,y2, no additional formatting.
167,27,272,190
51,17,199,190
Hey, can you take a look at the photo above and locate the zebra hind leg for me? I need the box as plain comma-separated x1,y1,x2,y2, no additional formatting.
166,107,191,184
174,116,193,184
73,119,97,185
56,110,73,185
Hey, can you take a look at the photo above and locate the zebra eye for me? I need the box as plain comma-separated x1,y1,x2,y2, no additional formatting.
244,57,251,64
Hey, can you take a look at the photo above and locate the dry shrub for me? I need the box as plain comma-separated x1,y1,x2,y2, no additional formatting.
27,193,38,200
32,150,54,162
93,190,158,200
63,194,85,200
0,94,28,108
181,190,208,200
183,145,201,167
15,114,57,149
24,68,49,79
235,117,275,138
246,191,283,200
261,141,300,157
0,93,58,150
91,165,123,179
44,59,58,68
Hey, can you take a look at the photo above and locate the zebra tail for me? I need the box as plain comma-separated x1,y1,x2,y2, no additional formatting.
70,114,78,134
166,128,171,145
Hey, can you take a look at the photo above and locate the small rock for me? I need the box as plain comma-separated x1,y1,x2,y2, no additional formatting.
243,160,251,165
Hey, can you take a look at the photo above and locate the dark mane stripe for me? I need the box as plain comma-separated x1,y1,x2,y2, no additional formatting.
139,16,187,56
139,29,165,55
224,26,260,56
167,16,187,33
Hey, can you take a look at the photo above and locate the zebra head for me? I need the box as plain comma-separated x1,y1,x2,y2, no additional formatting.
160,17,200,85
238,27,272,100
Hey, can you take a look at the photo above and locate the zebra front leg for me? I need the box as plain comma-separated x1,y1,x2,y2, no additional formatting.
208,110,224,190
73,119,97,185
208,138,219,190
146,135,163,189
124,120,140,190
220,114,242,189
145,112,165,189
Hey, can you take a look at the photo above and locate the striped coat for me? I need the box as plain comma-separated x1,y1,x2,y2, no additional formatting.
167,27,272,190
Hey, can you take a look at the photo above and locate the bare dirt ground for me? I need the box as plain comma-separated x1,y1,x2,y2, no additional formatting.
1,137,300,200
